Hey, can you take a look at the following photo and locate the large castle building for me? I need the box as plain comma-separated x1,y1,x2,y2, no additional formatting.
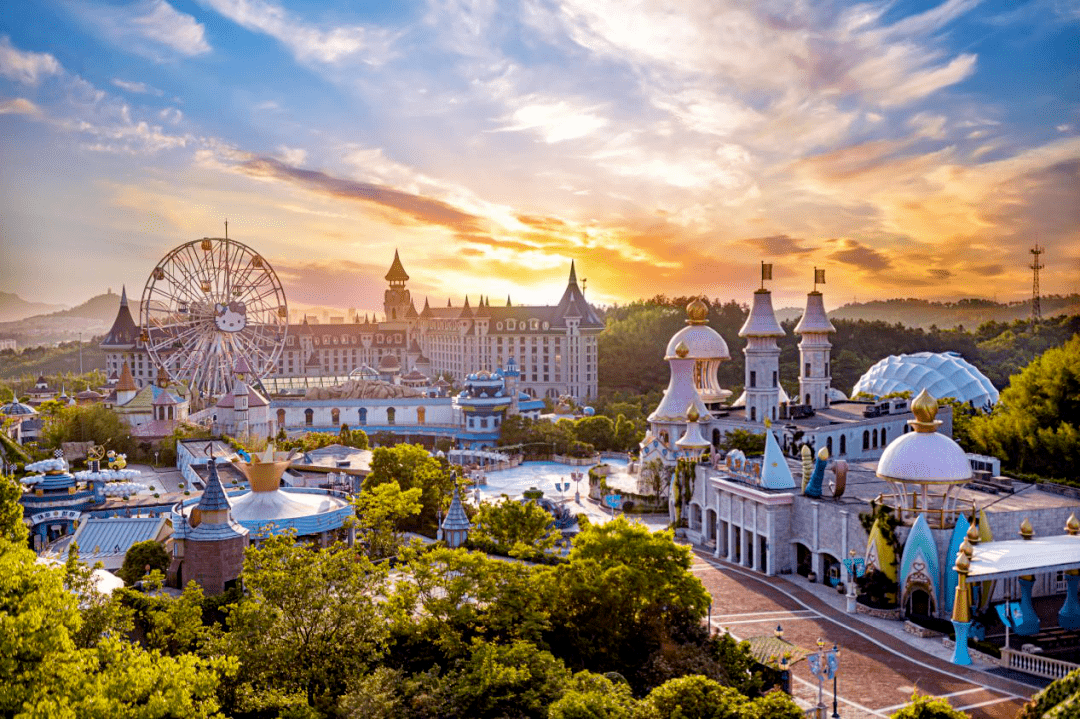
101,252,604,401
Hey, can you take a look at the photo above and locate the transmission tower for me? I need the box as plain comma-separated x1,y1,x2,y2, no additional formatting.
1030,244,1044,325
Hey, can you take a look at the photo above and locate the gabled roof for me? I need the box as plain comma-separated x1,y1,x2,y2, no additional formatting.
101,286,139,347
385,250,409,282
216,387,269,408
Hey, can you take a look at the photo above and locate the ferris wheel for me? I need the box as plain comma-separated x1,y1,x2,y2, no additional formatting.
139,236,288,401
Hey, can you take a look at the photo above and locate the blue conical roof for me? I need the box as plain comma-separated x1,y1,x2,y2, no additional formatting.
761,429,796,489
197,460,232,512
441,488,471,532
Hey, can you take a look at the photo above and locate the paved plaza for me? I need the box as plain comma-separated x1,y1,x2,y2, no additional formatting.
690,551,1036,718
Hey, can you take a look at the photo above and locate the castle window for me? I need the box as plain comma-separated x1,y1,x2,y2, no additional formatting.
880,428,887,445
772,371,777,388
304,409,314,427
387,407,396,425
805,362,811,377
359,408,367,425
872,429,879,449
840,435,846,455
863,430,869,450
750,406,757,421
417,406,425,424
331,408,340,425
826,437,833,455
277,408,286,426
750,371,756,388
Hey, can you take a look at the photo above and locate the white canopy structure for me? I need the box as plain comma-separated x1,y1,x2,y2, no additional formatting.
853,351,998,408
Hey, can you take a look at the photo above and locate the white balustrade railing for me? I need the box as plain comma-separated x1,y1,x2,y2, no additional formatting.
999,648,1079,680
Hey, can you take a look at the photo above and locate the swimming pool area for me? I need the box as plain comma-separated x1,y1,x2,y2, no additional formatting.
473,458,629,501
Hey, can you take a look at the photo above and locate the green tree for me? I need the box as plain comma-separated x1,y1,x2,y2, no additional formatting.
470,496,560,557
63,543,133,649
220,533,389,713
574,416,617,451
637,675,800,719
351,481,423,560
365,444,455,534
966,335,1080,480
1018,668,1080,719
438,640,570,719
0,473,28,544
542,518,710,686
117,539,170,585
548,670,638,719
39,403,134,455
718,429,766,455
890,691,971,718
390,547,551,662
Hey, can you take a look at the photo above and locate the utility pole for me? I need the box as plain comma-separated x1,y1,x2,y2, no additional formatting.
1030,244,1044,327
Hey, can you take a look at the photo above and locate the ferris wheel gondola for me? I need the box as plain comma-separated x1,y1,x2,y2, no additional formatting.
139,236,288,402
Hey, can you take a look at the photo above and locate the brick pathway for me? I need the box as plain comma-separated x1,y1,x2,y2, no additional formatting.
691,552,1036,718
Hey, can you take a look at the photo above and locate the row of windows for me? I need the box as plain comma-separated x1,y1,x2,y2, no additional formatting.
290,406,424,427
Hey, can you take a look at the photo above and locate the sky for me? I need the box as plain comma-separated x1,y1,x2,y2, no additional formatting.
0,0,1078,315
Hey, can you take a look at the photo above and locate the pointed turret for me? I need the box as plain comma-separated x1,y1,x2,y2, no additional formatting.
568,260,578,285
100,284,139,349
795,288,835,409
552,261,602,329
441,487,472,548
506,295,512,307
115,362,138,406
384,249,409,284
738,288,785,424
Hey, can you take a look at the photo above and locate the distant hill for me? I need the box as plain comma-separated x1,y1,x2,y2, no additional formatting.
0,292,66,323
0,290,141,347
775,295,1080,330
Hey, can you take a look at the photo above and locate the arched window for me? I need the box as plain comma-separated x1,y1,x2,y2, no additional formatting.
387,407,396,425
304,408,313,427
750,406,757,422
872,429,879,449
359,407,367,425
880,428,887,446
840,435,846,455
712,428,721,447
805,394,811,406
277,408,286,427
331,408,340,425
863,430,870,451
417,406,426,424
826,437,833,456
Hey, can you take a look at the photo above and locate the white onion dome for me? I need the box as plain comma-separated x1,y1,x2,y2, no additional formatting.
738,290,785,337
794,291,835,334
852,351,998,407
877,390,971,484
665,297,729,360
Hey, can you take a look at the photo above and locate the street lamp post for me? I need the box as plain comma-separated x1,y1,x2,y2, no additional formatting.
808,638,840,719
842,550,865,613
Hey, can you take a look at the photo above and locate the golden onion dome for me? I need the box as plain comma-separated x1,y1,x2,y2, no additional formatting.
675,341,689,358
959,537,974,558
910,389,941,433
686,296,709,325
955,550,971,574
686,403,700,423
1019,517,1034,540
1066,513,1080,536
966,522,980,544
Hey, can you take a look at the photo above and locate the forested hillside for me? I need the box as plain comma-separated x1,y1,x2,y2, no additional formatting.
598,296,1080,401
775,294,1080,330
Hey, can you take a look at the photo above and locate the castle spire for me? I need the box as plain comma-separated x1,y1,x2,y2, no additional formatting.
120,285,128,307
568,260,578,285
384,249,409,284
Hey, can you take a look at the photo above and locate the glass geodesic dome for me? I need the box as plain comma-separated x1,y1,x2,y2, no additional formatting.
852,351,998,409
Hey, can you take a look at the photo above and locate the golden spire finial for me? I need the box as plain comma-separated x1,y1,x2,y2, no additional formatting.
959,537,974,558
966,522,980,544
909,389,941,433
1066,513,1080,536
686,296,709,325
686,403,700,423
952,549,972,624
1019,517,1034,540
955,549,971,574
674,341,690,358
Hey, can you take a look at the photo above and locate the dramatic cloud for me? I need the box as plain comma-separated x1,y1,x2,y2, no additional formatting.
827,239,893,272
742,235,816,256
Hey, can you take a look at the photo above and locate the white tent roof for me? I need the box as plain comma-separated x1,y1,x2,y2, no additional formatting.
966,535,1080,581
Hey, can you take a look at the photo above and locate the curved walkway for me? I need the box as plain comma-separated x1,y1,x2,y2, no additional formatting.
691,551,1035,718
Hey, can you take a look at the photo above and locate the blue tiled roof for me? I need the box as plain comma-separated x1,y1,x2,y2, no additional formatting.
70,517,164,557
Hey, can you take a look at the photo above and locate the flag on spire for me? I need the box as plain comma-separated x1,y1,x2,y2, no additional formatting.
815,268,826,285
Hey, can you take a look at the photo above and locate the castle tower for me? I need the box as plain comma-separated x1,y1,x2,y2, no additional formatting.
115,362,138,406
738,288,785,424
794,272,836,409
504,356,520,415
231,356,252,434
382,249,412,321
181,457,249,594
